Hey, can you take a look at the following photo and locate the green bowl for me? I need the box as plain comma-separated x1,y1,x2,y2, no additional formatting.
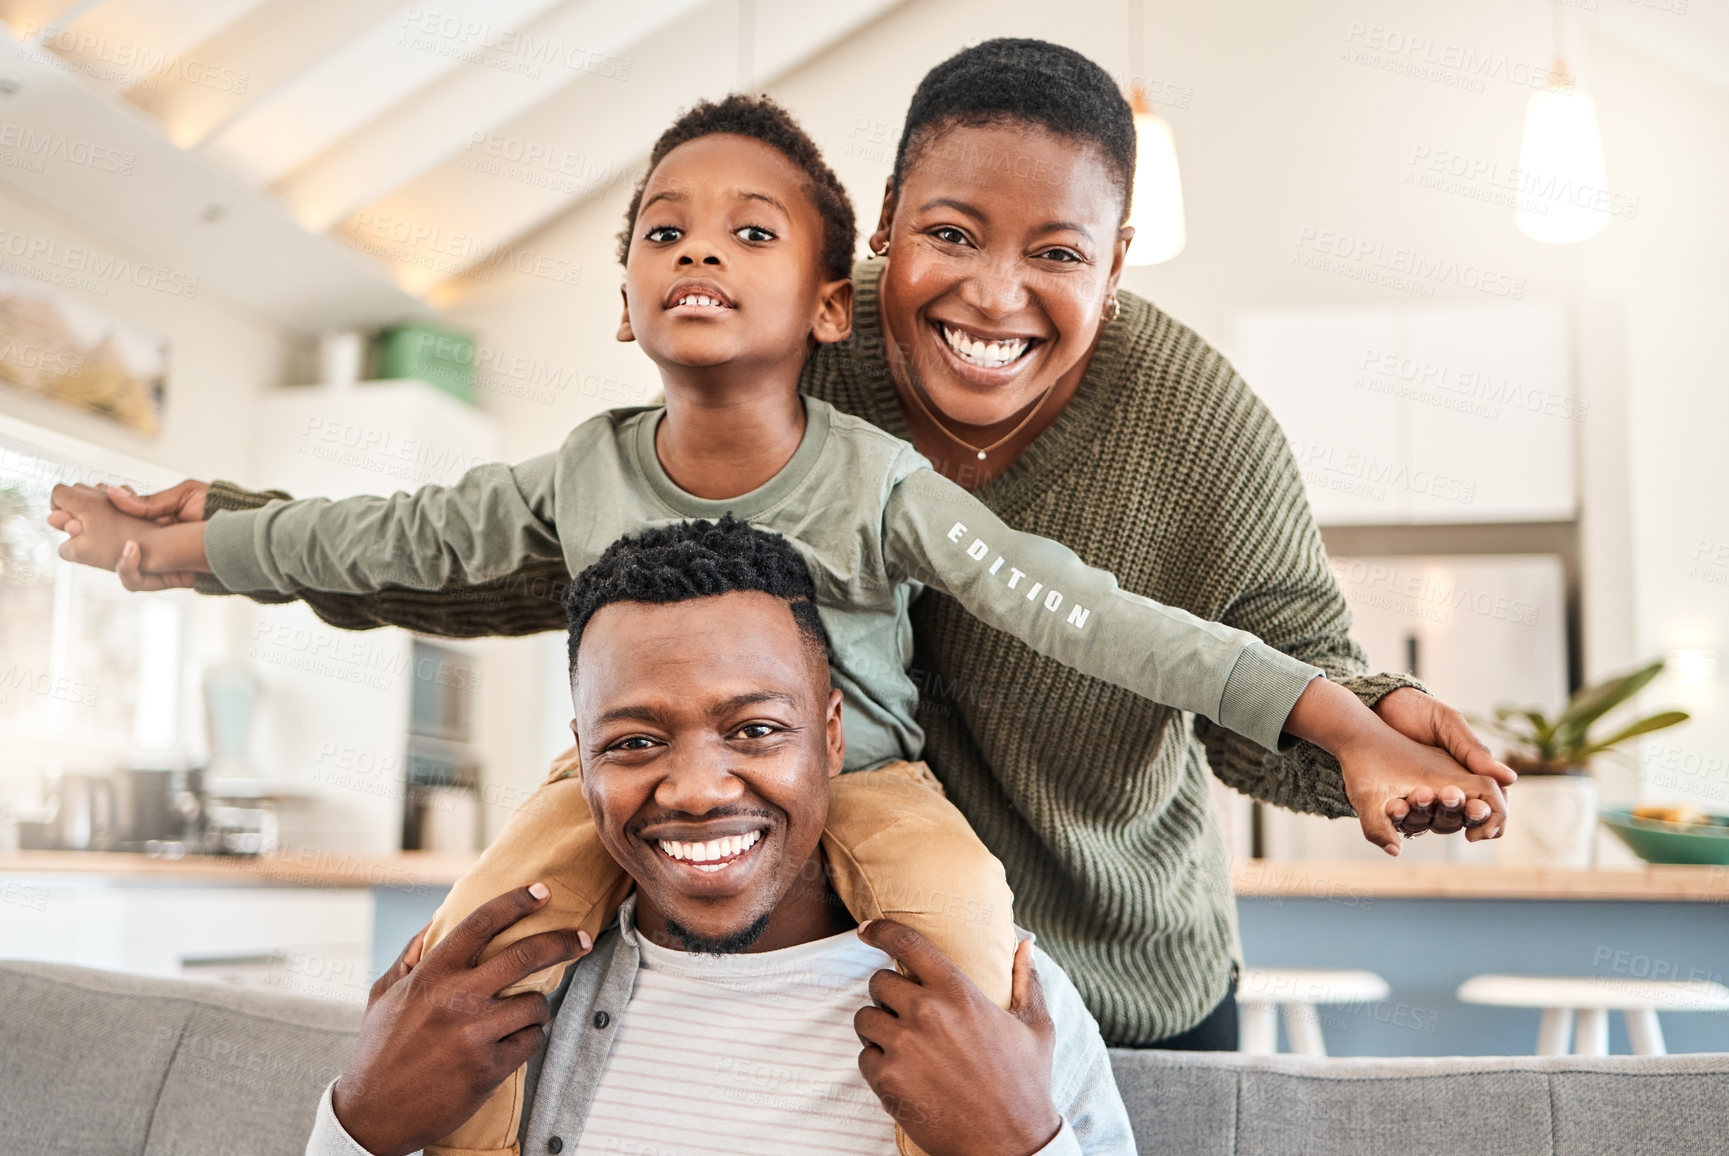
1599,807,1729,866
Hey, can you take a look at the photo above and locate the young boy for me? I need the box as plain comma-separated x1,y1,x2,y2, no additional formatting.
53,97,1503,1156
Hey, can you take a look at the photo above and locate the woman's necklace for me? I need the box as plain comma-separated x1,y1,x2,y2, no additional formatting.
902,375,1062,462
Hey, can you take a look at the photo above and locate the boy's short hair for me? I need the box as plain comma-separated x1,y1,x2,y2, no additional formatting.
563,514,832,679
616,94,856,282
894,38,1136,222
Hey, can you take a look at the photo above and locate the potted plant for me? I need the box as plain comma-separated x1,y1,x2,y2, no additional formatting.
1477,658,1689,867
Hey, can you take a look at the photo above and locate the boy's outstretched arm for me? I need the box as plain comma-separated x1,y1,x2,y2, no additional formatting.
51,450,566,599
882,465,1508,853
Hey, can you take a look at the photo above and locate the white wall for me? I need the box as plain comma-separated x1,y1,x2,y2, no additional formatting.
0,184,304,480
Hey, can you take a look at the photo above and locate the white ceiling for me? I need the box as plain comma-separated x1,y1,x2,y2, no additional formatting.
0,0,1717,331
0,0,905,329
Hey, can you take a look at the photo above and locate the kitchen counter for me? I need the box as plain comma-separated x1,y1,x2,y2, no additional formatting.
0,849,479,889
6,851,1723,901
1232,860,1728,903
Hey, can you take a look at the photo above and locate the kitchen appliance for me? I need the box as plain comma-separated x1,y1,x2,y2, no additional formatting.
52,773,120,850
118,765,205,852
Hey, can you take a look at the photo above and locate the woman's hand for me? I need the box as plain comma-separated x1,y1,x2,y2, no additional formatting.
107,479,210,525
1373,687,1516,786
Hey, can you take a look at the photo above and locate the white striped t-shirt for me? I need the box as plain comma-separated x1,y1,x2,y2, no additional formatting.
573,927,899,1156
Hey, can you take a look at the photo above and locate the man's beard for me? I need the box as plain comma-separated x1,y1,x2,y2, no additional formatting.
660,908,774,955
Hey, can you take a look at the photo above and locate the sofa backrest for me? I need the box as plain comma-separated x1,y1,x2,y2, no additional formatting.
4,960,1725,1156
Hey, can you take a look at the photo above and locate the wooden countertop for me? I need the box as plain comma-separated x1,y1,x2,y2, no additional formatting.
1232,860,1728,903
4,851,1724,901
0,849,479,888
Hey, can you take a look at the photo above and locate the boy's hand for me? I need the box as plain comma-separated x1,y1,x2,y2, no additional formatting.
1338,729,1507,856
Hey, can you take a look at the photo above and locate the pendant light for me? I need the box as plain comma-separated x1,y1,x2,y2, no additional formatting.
1125,0,1186,265
1515,13,1609,244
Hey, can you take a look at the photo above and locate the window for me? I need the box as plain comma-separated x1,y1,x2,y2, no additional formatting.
0,433,185,784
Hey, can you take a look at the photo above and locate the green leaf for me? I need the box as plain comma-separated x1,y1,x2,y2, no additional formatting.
1552,660,1668,752
1572,711,1691,760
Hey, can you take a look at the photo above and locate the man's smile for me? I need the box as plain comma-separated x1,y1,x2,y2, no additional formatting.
655,828,764,873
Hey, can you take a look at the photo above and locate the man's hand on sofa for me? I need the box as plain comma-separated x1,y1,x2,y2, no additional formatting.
854,921,1063,1156
330,884,592,1156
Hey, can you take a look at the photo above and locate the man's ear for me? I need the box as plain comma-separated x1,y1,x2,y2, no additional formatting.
824,686,845,780
867,176,897,256
616,284,635,343
811,277,853,344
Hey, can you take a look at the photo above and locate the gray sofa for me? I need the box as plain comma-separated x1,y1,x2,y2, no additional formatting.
3,959,1724,1155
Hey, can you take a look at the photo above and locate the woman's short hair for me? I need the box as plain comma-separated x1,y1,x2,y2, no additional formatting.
894,38,1136,220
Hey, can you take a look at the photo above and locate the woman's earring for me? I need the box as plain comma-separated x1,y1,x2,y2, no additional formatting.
1107,295,1121,323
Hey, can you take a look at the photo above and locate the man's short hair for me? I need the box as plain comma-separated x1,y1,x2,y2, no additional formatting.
563,515,832,678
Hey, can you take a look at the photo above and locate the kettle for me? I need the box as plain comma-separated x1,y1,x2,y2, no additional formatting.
55,773,120,850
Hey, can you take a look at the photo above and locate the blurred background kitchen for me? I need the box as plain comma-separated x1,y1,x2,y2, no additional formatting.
0,0,1724,1056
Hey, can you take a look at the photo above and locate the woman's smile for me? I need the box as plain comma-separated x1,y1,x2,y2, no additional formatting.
930,318,1042,382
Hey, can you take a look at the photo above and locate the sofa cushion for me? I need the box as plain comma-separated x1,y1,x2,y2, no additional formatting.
6,960,1728,1156
0,960,360,1156
1109,1049,1729,1156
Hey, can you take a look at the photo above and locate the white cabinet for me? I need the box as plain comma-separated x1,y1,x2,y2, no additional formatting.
0,880,373,1003
243,382,499,855
1232,304,1577,525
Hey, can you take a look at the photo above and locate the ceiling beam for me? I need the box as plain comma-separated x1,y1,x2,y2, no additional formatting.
361,0,908,296
272,0,700,233
124,0,407,149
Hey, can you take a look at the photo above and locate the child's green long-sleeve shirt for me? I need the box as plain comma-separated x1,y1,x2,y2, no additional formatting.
205,396,1321,769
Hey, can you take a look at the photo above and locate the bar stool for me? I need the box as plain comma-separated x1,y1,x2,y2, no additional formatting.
1456,975,1729,1055
1236,967,1391,1056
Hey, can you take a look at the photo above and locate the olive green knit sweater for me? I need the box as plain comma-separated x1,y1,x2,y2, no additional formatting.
196,262,1418,1043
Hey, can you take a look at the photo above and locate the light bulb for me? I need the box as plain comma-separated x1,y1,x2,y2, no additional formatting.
1515,60,1609,244
1126,88,1186,265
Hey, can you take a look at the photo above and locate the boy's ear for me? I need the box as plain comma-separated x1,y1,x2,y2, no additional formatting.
616,284,635,343
811,277,853,344
867,176,897,256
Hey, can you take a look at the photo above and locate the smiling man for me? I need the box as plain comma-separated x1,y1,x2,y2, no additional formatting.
310,519,1135,1156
